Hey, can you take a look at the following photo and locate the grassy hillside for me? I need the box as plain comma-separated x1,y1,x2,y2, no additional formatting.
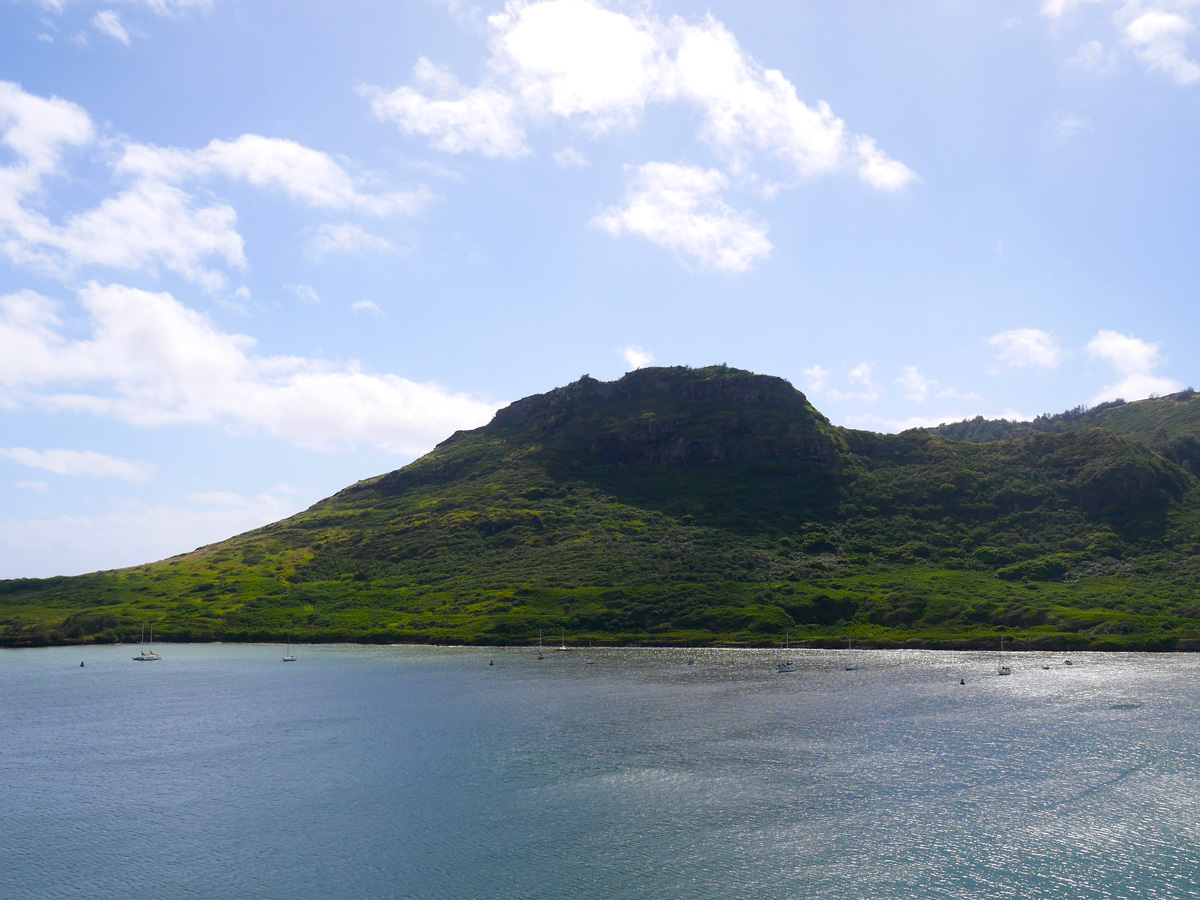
4,365,1200,650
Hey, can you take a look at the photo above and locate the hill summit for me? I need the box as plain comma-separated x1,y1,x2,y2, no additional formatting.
4,364,1200,650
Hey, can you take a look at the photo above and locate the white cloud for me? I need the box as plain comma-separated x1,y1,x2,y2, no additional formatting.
92,10,131,44
12,178,245,292
853,137,919,191
0,83,428,289
1086,329,1183,400
553,147,588,167
368,0,916,263
821,362,881,403
15,480,49,492
492,0,664,130
801,364,829,395
894,366,981,404
1043,1,1200,86
37,0,214,15
118,135,434,217
896,365,932,403
307,222,393,260
1041,0,1107,18
1052,112,1094,138
366,58,528,158
988,328,1064,369
0,283,501,454
0,488,295,579
286,284,321,305
592,162,771,272
621,345,653,369
1068,39,1117,70
842,362,880,402
1124,9,1200,85
0,447,156,482
353,300,384,316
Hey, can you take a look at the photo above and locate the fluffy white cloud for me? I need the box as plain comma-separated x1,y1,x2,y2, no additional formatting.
988,328,1064,369
368,0,916,270
0,447,156,482
621,345,653,369
367,59,528,158
92,10,131,44
13,179,245,292
307,222,393,259
493,0,664,129
377,0,914,189
1124,9,1200,84
1043,1,1200,86
0,283,501,453
1086,329,1183,400
0,83,429,289
592,162,771,272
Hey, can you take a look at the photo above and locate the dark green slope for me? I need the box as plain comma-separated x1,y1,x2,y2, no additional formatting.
4,366,1200,650
926,389,1200,472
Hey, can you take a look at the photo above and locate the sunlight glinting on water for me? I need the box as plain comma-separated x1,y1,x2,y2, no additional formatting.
5,645,1200,899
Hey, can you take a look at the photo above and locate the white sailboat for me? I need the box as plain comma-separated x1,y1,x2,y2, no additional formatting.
132,624,161,661
282,635,296,662
997,634,1012,675
537,630,544,660
777,633,795,673
844,637,857,671
556,628,570,651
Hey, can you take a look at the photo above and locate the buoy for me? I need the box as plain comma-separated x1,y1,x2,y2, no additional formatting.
489,660,493,666
80,661,85,667
959,678,965,685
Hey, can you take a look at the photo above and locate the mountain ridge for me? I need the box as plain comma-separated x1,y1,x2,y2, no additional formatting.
4,365,1200,650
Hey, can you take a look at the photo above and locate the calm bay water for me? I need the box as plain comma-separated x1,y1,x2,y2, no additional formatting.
3,643,1200,899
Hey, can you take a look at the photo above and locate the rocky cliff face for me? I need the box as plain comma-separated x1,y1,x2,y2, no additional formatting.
476,365,844,469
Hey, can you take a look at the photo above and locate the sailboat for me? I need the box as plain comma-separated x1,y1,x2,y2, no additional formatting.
537,630,544,660
997,634,1012,675
844,637,857,671
132,624,161,661
556,628,570,651
777,633,795,673
282,635,296,662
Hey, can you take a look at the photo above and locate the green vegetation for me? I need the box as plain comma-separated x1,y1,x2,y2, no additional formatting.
4,365,1200,651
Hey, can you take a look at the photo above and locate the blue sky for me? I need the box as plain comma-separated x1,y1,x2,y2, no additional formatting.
2,0,1199,577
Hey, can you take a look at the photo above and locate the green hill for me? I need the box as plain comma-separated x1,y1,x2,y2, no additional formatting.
925,389,1200,473
4,365,1200,651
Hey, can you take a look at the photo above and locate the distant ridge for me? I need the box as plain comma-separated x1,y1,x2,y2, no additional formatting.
923,389,1200,473
3,365,1200,651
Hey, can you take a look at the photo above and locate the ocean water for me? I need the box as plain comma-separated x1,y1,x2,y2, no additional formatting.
3,643,1200,900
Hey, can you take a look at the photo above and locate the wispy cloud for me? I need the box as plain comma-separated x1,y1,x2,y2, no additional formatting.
0,447,156,482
